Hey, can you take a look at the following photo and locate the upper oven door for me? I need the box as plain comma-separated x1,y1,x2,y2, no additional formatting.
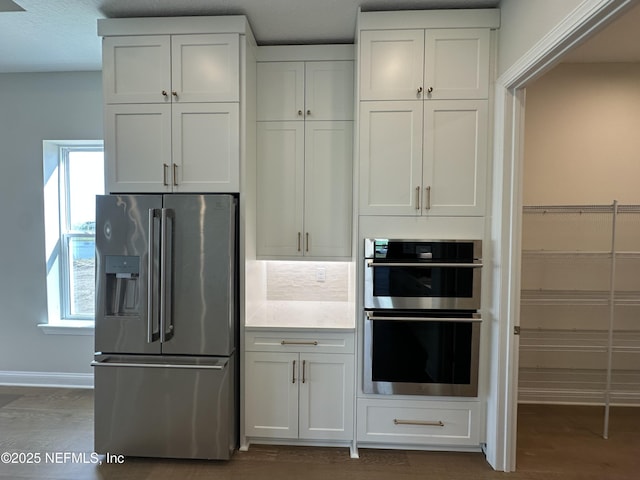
364,239,482,310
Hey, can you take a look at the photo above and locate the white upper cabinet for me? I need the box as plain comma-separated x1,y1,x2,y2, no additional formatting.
170,34,240,103
101,27,242,193
171,103,239,192
256,121,305,257
105,103,239,193
424,29,489,100
359,99,488,216
359,101,423,216
256,54,354,259
303,121,353,257
105,104,173,192
102,36,171,104
256,62,305,121
360,28,489,101
256,120,352,257
358,22,492,216
360,29,425,101
423,99,488,216
257,60,354,121
304,61,354,121
103,34,240,104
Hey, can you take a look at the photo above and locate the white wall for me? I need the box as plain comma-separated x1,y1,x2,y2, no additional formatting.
523,62,640,204
497,0,583,76
0,72,102,376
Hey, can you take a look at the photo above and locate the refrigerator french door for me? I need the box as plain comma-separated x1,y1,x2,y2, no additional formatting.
93,194,238,460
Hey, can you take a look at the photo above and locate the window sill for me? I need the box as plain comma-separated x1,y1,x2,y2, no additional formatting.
38,320,95,336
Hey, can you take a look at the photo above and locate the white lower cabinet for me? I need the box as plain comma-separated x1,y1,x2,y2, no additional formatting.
244,330,355,444
357,398,480,447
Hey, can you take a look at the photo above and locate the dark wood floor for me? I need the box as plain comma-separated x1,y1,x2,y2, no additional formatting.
0,386,638,479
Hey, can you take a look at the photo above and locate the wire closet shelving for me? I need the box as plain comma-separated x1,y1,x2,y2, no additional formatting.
519,201,640,439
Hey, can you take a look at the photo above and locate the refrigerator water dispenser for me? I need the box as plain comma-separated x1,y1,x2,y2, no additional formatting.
104,255,140,316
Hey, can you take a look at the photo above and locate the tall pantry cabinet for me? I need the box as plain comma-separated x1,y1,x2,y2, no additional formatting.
355,9,499,451
98,18,253,193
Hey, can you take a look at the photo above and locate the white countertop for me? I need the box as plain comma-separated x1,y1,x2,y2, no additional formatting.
245,300,355,330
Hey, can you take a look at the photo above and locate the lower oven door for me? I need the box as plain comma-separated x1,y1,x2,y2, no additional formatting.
363,310,481,397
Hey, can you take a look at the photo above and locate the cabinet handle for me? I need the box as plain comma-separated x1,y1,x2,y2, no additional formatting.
302,360,306,384
162,90,168,98
415,186,420,210
297,232,301,252
173,164,178,186
305,232,309,252
306,109,311,116
292,360,296,384
163,163,169,186
394,419,444,427
417,86,423,97
425,186,431,210
172,91,178,99
427,86,434,94
298,110,303,116
281,340,319,346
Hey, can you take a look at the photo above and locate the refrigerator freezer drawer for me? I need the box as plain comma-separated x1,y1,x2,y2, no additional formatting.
93,354,236,460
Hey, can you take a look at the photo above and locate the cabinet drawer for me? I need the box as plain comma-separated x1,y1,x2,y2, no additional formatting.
245,330,354,354
357,398,480,446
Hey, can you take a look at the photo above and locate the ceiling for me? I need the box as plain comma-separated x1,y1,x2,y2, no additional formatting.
0,0,638,73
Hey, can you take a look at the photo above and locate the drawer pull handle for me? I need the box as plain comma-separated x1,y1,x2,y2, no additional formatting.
281,340,319,346
394,419,444,427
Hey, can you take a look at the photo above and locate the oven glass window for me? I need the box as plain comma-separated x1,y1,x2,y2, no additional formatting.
371,320,472,385
372,266,474,298
373,240,474,261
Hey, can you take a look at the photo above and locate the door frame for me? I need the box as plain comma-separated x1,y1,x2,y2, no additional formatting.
489,0,636,471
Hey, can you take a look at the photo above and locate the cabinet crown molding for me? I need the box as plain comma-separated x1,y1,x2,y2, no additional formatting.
98,15,252,37
256,45,355,62
358,8,500,30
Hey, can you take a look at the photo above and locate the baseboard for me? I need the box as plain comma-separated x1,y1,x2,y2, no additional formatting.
0,371,94,389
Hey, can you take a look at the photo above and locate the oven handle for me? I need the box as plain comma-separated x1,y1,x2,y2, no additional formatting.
366,260,482,268
365,311,482,322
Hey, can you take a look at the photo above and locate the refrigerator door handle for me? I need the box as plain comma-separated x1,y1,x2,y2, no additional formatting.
160,208,174,343
147,208,160,343
91,359,228,370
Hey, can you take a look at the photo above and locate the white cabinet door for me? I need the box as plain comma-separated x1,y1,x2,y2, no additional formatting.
304,61,354,121
304,121,353,257
359,29,424,101
257,61,354,121
256,122,305,257
424,29,490,100
245,352,299,439
104,104,172,193
171,34,239,103
299,353,354,441
102,36,171,105
423,100,488,216
256,62,305,121
103,34,239,104
359,101,423,216
171,103,239,192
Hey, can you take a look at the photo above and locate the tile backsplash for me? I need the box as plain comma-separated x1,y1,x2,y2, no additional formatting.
266,261,351,302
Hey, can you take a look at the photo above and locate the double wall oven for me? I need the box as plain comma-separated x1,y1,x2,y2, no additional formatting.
363,239,482,397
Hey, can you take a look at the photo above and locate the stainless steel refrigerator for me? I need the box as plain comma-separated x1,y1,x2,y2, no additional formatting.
92,194,238,460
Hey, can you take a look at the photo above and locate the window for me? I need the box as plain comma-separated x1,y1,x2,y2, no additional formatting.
43,141,104,329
